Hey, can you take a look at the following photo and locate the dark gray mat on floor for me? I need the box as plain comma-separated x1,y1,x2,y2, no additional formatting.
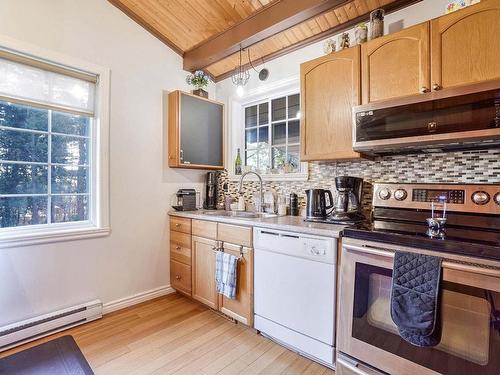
0,335,94,375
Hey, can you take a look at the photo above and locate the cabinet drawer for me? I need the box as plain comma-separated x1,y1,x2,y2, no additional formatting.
171,231,191,248
170,260,191,295
170,232,191,265
192,219,217,240
218,223,252,247
170,216,191,234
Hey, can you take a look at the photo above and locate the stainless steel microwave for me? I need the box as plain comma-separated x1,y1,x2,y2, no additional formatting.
353,80,500,155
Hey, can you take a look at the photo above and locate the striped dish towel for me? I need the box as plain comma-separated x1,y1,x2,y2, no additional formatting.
215,251,238,299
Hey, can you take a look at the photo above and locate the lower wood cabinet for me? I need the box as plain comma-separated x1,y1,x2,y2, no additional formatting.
170,259,192,295
218,242,254,326
192,235,219,309
170,217,254,326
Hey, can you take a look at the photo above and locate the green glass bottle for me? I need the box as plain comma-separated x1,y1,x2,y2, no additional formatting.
235,148,242,175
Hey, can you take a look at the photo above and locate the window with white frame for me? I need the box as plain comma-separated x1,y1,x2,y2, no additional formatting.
0,43,109,243
243,93,301,174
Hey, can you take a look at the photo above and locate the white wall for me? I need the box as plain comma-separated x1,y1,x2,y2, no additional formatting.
0,0,212,325
216,0,450,144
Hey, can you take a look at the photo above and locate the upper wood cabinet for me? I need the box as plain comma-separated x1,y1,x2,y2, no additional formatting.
431,0,500,91
362,22,430,104
218,243,254,326
191,235,219,309
168,90,224,170
300,46,362,161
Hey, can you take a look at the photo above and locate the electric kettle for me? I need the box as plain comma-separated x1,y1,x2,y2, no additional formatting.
305,189,334,219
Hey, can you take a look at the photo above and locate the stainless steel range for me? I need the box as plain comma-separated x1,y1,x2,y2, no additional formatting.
337,183,500,375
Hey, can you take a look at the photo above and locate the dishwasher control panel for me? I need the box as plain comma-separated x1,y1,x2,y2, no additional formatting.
254,228,336,264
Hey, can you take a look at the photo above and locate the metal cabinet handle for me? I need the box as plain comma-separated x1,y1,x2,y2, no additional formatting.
420,86,429,94
432,83,442,91
175,246,181,250
175,275,181,280
175,223,181,227
427,121,437,132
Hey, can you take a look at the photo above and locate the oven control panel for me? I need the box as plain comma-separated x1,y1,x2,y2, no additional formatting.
412,189,465,204
373,183,500,214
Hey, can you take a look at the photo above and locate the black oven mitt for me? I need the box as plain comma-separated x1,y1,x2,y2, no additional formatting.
390,251,442,347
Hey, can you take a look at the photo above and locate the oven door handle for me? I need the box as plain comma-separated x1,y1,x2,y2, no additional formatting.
343,243,500,278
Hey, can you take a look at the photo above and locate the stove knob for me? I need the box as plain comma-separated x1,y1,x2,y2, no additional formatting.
378,188,391,200
394,189,408,201
494,193,500,206
471,191,490,205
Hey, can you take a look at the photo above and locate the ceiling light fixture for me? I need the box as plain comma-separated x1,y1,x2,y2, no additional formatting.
232,46,250,98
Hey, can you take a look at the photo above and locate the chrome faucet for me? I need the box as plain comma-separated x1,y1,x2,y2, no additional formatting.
238,171,264,212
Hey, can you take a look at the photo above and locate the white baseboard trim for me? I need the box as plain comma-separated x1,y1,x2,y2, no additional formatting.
102,285,175,314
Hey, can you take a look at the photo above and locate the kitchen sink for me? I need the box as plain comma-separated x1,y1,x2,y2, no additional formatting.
202,211,278,219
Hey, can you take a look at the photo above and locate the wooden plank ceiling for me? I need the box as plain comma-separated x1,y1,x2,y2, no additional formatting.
109,0,420,81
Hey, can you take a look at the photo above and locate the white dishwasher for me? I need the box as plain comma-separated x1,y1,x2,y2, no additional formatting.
253,227,337,368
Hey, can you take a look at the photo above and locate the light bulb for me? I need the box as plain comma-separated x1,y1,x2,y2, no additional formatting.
236,84,244,97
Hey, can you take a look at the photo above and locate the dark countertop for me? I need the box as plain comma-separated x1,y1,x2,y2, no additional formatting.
343,222,500,262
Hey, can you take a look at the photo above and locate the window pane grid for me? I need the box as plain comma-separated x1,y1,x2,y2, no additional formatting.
0,125,91,139
0,100,91,228
243,93,300,174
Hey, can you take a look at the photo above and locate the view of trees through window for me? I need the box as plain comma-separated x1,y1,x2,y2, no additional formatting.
0,100,90,228
244,93,300,174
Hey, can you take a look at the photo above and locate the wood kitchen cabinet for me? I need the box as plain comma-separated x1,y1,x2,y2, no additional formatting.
300,46,362,161
169,217,192,296
168,90,224,170
169,216,254,326
362,22,430,104
191,235,219,309
430,0,500,91
218,242,254,326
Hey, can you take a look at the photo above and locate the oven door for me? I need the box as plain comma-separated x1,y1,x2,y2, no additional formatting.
338,239,500,375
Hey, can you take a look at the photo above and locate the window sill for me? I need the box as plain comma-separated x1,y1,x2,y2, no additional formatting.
0,225,111,249
228,172,308,182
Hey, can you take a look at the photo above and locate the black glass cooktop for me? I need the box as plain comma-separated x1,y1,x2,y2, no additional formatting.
343,208,500,261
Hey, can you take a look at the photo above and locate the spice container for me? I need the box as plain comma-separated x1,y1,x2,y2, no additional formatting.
290,193,299,216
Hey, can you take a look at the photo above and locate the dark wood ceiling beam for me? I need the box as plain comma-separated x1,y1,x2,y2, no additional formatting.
183,0,353,72
213,0,423,82
108,0,184,56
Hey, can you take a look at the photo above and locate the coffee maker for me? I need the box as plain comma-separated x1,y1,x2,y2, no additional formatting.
203,172,218,210
330,176,364,223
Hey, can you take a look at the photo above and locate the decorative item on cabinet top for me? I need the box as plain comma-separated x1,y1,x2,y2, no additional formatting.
186,70,210,98
167,90,224,170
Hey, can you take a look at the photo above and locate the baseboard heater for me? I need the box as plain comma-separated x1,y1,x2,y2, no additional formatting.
0,299,102,352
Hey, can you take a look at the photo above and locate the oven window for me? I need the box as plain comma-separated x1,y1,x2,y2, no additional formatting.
352,263,500,374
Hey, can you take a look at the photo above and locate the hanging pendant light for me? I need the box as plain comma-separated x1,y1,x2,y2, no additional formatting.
231,46,250,97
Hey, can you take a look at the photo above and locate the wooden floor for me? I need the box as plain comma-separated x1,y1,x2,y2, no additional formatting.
1,293,335,374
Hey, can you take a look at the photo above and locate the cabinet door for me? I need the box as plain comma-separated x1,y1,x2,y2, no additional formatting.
170,259,192,296
219,243,253,326
431,0,500,91
168,90,224,170
300,46,362,161
362,22,430,103
192,236,218,309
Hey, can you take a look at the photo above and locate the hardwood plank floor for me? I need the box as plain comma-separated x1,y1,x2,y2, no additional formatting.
0,293,335,374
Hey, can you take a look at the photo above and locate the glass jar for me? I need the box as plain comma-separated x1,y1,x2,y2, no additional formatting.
369,9,385,40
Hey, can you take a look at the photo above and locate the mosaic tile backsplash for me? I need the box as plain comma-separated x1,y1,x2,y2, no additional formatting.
219,149,500,212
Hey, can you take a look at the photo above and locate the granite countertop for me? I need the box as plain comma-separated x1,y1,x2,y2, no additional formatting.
169,210,345,237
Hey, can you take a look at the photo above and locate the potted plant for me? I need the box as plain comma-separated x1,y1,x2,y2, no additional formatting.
186,70,210,98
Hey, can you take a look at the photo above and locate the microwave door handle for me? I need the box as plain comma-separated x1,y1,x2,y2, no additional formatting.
343,243,500,279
